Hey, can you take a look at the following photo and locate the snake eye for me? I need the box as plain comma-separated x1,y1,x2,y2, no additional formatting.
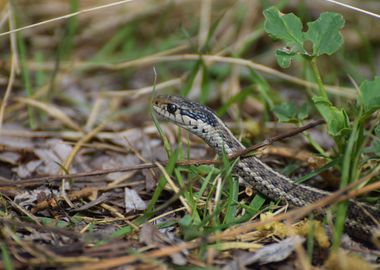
167,103,177,114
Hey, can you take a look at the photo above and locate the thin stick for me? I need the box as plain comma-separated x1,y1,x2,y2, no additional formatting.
229,119,325,159
1,120,325,188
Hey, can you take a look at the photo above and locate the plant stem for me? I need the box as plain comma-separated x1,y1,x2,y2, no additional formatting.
310,57,328,99
303,131,328,157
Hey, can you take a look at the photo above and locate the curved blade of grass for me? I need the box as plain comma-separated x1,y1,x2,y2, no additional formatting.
174,168,201,223
295,158,338,184
14,97,82,131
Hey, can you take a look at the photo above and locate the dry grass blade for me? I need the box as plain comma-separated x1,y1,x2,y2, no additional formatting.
101,77,184,98
61,119,110,172
69,241,198,270
0,0,136,37
155,162,192,214
14,97,82,131
325,0,380,19
0,5,17,133
0,54,16,133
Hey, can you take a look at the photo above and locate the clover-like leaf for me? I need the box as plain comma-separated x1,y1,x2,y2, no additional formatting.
263,7,305,53
276,49,297,68
273,102,309,123
304,12,345,56
359,76,380,115
312,96,350,137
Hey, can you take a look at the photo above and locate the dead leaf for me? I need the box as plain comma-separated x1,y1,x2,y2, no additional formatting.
0,152,21,165
139,223,187,265
124,187,146,213
223,236,305,269
14,188,59,208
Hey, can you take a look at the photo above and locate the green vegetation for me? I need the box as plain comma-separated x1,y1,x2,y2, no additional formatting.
263,7,380,249
0,1,379,269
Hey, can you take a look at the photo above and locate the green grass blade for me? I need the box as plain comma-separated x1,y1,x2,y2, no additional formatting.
12,0,36,128
92,27,132,62
181,60,202,97
199,62,211,104
223,178,239,224
194,166,216,200
216,87,252,116
146,149,178,213
60,0,78,60
333,118,361,249
248,68,275,110
245,194,266,216
1,243,14,270
295,158,338,184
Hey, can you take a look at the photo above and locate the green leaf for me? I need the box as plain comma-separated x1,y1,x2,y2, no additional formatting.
359,76,380,115
247,194,266,215
312,96,350,137
276,49,297,68
200,62,211,104
365,140,380,157
263,7,305,53
273,102,309,123
179,215,203,240
375,124,380,137
179,214,193,226
304,12,345,56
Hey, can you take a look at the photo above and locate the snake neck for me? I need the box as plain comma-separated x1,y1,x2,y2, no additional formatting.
196,118,245,155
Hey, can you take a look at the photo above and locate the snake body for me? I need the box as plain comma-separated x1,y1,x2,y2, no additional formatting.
152,95,379,244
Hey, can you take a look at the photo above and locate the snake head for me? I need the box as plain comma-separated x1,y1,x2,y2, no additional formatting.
152,95,243,153
152,95,219,130
152,95,182,123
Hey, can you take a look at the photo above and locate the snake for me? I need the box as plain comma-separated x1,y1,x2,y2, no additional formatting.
152,95,379,244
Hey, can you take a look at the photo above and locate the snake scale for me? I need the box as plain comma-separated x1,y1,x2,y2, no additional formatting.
152,95,379,244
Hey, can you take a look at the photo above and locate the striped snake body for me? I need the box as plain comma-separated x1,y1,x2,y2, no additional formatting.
152,95,379,244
